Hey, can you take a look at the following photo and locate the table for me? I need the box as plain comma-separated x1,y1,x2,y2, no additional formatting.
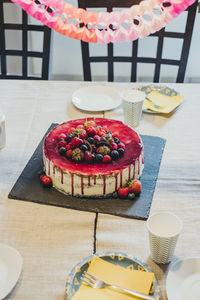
0,80,199,300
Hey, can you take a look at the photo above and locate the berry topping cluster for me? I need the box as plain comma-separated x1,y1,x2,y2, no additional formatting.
113,179,142,199
40,174,52,188
57,120,125,163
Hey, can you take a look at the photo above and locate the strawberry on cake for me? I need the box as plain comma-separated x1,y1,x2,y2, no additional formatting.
43,118,144,197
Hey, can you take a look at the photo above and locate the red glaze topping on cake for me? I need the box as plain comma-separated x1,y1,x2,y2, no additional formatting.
44,118,143,176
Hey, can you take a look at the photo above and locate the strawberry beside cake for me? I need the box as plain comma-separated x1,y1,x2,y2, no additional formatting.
43,118,144,197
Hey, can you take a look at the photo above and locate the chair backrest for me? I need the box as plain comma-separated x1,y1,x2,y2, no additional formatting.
78,0,198,82
0,0,52,79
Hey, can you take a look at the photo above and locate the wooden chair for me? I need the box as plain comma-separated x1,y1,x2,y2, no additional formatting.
78,0,198,82
0,0,52,79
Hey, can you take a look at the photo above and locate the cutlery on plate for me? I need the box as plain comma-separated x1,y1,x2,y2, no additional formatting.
145,97,163,109
81,271,155,300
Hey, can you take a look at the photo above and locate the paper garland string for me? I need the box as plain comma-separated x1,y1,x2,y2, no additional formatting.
11,0,196,43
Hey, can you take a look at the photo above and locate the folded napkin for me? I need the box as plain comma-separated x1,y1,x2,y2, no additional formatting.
143,91,184,113
71,257,155,300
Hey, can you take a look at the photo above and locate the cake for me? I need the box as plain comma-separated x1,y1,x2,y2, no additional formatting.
43,118,144,197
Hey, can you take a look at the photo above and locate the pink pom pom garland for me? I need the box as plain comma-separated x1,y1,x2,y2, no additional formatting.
11,0,196,43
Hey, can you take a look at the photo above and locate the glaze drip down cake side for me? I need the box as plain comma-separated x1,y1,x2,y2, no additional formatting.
43,118,144,197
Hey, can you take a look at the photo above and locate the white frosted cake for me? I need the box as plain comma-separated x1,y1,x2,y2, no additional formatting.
43,118,144,197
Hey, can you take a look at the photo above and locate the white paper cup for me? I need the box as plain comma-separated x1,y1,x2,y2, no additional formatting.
146,212,182,264
122,89,145,127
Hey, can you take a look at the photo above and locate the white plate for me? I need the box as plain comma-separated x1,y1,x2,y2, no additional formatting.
72,86,121,112
166,257,200,300
0,243,23,299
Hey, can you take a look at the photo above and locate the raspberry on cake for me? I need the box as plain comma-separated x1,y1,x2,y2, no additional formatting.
43,118,144,197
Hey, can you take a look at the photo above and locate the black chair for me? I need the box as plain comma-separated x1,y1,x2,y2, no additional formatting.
0,0,52,79
78,0,198,82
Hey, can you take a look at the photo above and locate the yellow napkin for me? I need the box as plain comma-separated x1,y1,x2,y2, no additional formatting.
71,257,155,300
143,91,184,113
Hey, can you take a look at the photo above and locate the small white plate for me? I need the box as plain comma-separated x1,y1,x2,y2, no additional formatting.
166,257,200,300
0,243,23,299
72,86,121,112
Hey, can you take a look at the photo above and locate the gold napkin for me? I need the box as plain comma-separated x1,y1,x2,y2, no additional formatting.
71,257,155,300
143,91,184,113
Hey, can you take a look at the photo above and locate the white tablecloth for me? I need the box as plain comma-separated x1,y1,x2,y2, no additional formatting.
0,80,200,300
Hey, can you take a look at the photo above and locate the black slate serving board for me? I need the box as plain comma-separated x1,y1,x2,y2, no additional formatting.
8,124,166,220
